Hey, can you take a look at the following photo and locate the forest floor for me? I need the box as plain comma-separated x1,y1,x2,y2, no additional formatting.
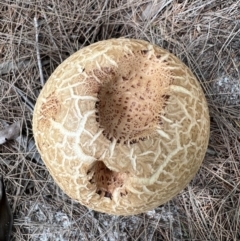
0,0,240,240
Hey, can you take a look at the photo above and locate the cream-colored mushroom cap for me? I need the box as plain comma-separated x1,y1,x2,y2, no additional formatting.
32,38,210,215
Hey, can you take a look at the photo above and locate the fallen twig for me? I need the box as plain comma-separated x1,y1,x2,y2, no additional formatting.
34,16,45,86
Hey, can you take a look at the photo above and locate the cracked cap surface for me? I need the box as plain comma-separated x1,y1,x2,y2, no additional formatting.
32,38,210,215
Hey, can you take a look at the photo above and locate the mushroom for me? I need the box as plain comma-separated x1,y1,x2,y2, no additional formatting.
32,38,210,215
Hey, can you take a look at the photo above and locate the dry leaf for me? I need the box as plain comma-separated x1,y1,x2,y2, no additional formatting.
0,121,21,145
141,0,173,20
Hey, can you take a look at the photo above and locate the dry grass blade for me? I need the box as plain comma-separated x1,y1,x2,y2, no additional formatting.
0,0,240,240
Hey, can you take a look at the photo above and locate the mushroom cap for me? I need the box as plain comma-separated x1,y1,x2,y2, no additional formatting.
32,38,210,215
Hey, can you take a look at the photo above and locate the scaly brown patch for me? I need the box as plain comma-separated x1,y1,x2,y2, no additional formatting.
87,161,128,199
37,92,61,131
